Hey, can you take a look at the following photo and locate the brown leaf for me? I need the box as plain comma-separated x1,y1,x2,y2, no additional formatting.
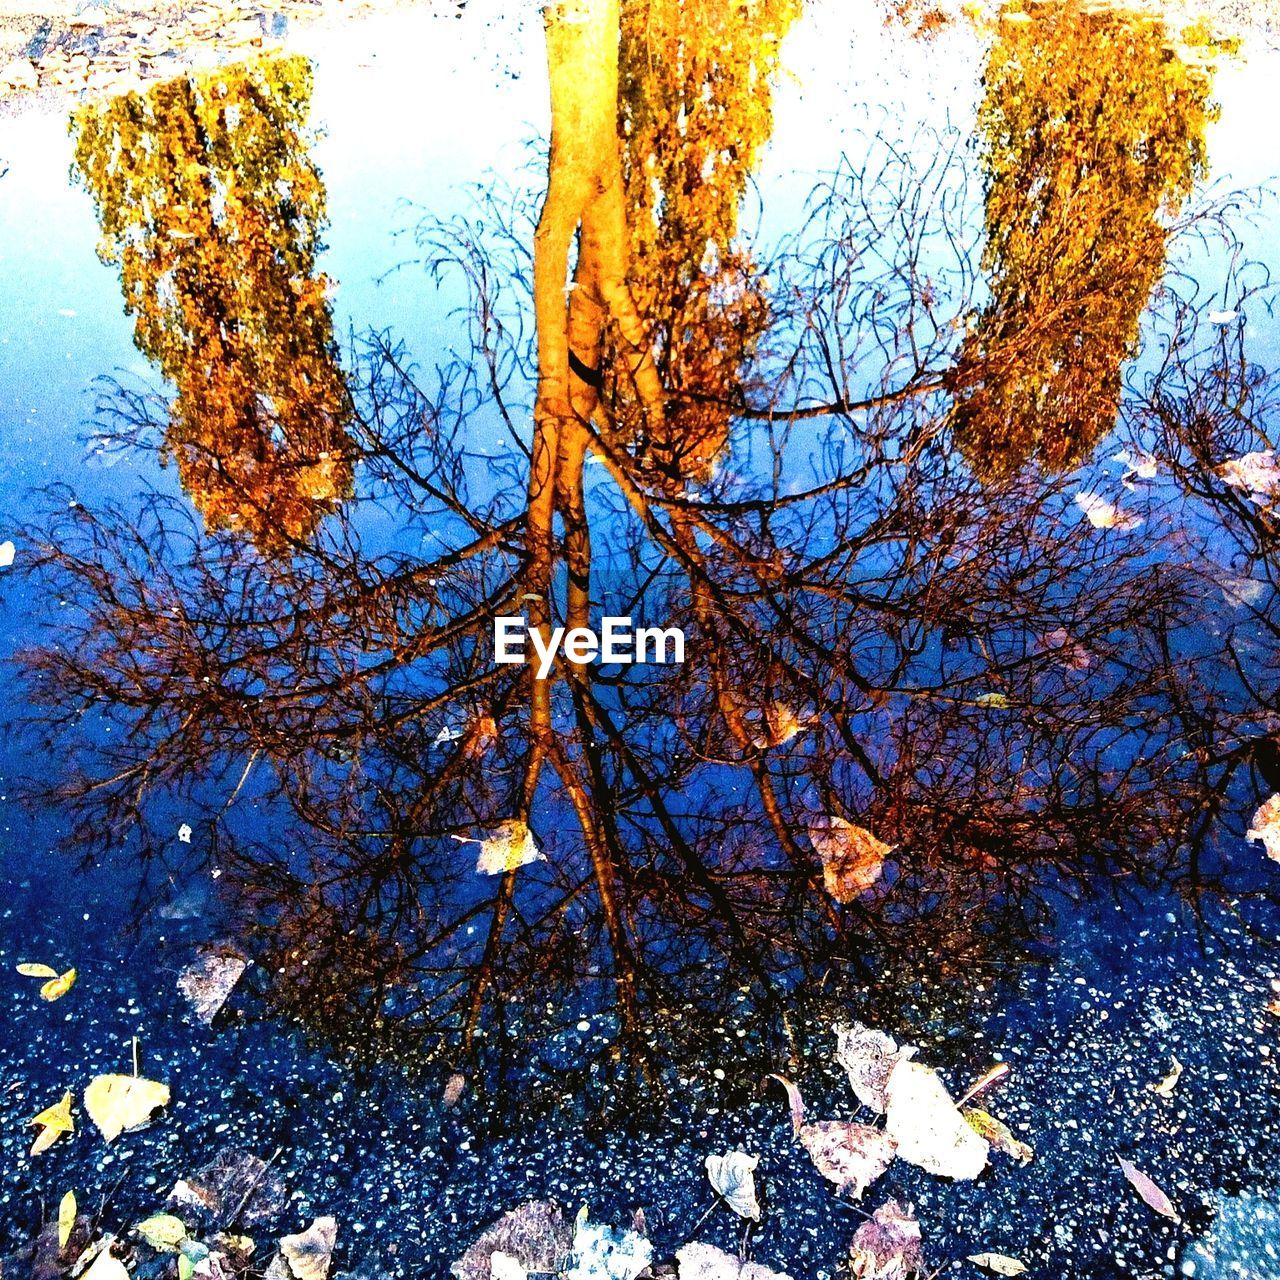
450,1203,573,1280
764,1072,806,1135
847,1199,922,1279
1117,1156,1180,1222
809,817,890,902
799,1121,896,1198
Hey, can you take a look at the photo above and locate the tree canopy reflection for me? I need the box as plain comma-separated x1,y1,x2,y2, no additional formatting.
72,54,354,552
14,8,1277,1089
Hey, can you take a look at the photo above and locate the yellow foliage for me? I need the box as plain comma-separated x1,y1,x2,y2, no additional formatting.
952,0,1220,480
72,56,353,552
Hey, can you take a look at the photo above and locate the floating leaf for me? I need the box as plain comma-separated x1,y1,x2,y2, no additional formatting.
967,1254,1027,1275
178,823,193,843
30,1090,74,1156
59,1190,77,1250
705,1150,761,1220
0,539,14,568
799,1121,896,1198
884,1061,989,1180
564,1218,652,1280
489,1254,527,1280
136,1213,188,1251
809,817,890,903
442,1073,467,1109
1149,1057,1182,1098
278,1216,337,1280
1247,794,1280,861
84,1074,170,1143
847,1199,922,1280
750,701,809,750
16,962,59,978
675,1242,794,1280
834,1022,915,1112
41,968,78,1002
963,1109,1033,1163
457,820,545,876
1117,1156,1180,1222
1074,491,1142,531
1218,450,1280,501
178,949,250,1024
1207,309,1239,325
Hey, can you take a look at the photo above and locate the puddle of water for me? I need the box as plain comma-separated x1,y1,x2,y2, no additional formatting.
2,2,1280,1277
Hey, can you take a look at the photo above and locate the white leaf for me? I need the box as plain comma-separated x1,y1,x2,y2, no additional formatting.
1207,309,1239,325
884,1060,989,1180
0,540,14,569
676,1243,793,1280
705,1150,761,1220
177,950,250,1024
1074,491,1141,531
178,824,193,844
1248,794,1280,861
1218,451,1280,501
967,1254,1027,1276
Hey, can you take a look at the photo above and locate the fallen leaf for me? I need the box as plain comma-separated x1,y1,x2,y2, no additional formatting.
705,1150,761,1219
884,1061,989,1179
178,950,250,1024
834,1022,915,1112
963,1109,1033,1163
1074,491,1142,531
168,1148,287,1228
30,1090,74,1156
178,823,193,843
16,963,60,978
1247,794,1280,861
1218,451,1280,501
564,1219,652,1280
84,1074,170,1143
809,817,890,903
1207,309,1239,325
1117,1156,1180,1222
59,1191,77,1250
83,1248,131,1280
1112,448,1158,482
967,1254,1027,1276
457,820,545,876
442,1073,467,1109
957,1062,1011,1106
799,1121,897,1198
278,1217,337,1280
675,1242,793,1280
136,1213,188,1251
450,1202,573,1280
847,1199,922,1280
750,701,809,750
41,968,77,1002
0,540,13,568
1149,1057,1182,1098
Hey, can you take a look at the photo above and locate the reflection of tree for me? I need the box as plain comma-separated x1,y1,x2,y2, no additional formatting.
951,0,1218,480
15,12,1269,1086
72,55,353,551
613,0,799,480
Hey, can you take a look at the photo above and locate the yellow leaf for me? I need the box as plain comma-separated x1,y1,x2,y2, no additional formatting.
40,968,77,1002
968,1254,1027,1276
83,1074,170,1143
16,962,59,979
809,816,890,903
59,1190,77,1250
135,1213,187,1251
30,1090,74,1156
